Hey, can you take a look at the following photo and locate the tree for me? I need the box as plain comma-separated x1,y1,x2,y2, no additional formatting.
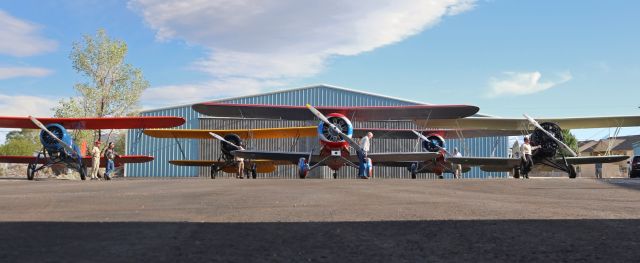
0,129,40,156
52,29,149,144
560,129,579,156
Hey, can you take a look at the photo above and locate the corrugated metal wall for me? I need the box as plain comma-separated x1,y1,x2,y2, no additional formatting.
128,85,508,178
125,105,200,177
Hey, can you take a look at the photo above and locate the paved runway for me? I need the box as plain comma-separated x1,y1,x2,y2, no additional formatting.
1,178,640,262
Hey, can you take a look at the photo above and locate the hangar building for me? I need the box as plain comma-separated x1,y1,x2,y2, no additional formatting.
126,84,508,179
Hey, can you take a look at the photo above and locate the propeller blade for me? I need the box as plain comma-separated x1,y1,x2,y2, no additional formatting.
28,116,77,155
523,114,577,157
208,132,240,148
306,104,363,152
411,130,449,155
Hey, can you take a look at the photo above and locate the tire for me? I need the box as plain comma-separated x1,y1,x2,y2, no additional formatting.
79,164,87,181
210,165,217,179
333,172,337,179
568,165,577,179
27,163,35,180
513,167,520,179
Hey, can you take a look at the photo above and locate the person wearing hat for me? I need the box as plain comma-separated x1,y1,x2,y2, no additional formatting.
90,140,102,180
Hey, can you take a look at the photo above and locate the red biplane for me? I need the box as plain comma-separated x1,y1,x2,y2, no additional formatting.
0,116,185,180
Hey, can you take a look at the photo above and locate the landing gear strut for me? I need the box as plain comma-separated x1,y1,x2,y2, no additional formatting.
210,164,217,179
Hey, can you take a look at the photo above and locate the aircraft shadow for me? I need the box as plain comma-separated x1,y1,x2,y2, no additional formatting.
1,219,639,262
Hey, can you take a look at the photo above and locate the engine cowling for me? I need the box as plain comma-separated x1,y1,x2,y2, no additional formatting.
530,122,563,158
39,124,73,154
221,133,243,158
317,113,353,148
421,134,445,153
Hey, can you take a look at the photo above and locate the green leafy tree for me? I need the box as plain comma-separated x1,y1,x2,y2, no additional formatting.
560,129,579,156
0,129,40,156
52,29,149,145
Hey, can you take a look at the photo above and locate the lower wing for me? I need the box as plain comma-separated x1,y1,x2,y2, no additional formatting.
169,159,291,173
0,155,153,167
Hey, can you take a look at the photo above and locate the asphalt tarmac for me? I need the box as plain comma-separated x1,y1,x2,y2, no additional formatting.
1,177,640,262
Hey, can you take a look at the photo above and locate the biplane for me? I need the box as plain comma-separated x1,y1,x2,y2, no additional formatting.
145,102,530,179
433,114,640,178
0,116,185,180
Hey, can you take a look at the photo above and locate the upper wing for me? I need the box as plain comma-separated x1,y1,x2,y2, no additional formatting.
144,126,317,139
193,102,479,121
416,116,640,130
564,155,629,165
0,116,185,129
0,155,153,167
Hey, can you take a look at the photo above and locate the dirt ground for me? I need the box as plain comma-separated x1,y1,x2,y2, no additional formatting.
1,177,639,262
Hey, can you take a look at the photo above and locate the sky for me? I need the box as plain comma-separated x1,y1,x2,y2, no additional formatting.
0,0,639,141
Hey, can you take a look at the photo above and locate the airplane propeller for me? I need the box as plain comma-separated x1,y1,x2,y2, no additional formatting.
209,132,241,149
411,130,450,156
29,116,78,156
305,104,364,153
523,114,577,157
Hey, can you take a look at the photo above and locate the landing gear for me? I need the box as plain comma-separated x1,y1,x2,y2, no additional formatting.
568,164,577,179
410,163,418,179
27,163,36,180
79,163,87,181
210,164,217,179
251,163,257,179
298,158,309,179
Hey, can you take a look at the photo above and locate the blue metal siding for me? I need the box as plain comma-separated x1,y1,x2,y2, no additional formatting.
125,105,200,177
634,141,640,156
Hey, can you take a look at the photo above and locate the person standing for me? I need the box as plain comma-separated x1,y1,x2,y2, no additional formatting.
358,132,374,178
452,147,463,179
235,144,245,179
103,142,119,180
90,141,101,180
520,137,540,179
595,154,603,179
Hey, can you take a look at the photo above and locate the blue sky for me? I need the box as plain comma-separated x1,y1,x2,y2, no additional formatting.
0,0,639,140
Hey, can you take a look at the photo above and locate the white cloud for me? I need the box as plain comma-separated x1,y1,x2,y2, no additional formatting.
487,71,572,97
0,67,53,80
141,78,282,108
0,94,57,117
0,10,57,57
129,0,477,106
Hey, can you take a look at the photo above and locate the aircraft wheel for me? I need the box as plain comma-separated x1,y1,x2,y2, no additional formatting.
298,158,309,179
27,163,36,180
513,167,520,179
568,165,577,179
210,165,217,179
79,164,87,181
410,163,418,179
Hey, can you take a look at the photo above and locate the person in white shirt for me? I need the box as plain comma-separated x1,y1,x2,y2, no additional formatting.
357,132,373,178
520,137,541,179
235,145,245,178
90,141,101,180
452,147,463,179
